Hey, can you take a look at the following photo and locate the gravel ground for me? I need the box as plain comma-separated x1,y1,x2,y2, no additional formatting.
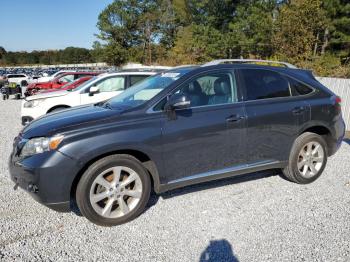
0,99,349,262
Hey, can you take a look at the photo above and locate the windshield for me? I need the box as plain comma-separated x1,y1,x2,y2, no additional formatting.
70,76,98,91
104,69,193,109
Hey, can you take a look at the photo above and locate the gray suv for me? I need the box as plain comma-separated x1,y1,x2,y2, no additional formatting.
9,60,345,226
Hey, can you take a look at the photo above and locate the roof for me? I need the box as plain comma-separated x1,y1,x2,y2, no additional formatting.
202,59,297,69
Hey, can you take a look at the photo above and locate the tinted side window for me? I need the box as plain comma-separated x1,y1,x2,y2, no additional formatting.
130,75,148,86
288,77,313,96
176,72,237,107
240,69,291,101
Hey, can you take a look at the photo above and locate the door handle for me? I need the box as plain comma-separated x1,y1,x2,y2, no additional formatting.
292,106,306,115
226,115,245,123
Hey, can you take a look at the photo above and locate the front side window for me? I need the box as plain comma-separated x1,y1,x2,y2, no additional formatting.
240,69,291,101
97,77,125,92
175,72,237,107
104,68,192,109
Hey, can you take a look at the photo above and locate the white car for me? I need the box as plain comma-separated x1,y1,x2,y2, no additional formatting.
21,71,156,125
6,74,29,85
36,70,76,83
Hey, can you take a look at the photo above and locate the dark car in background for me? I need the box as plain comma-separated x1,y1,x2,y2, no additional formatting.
9,60,345,226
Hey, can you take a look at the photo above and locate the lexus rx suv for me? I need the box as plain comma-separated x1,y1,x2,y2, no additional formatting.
9,60,345,226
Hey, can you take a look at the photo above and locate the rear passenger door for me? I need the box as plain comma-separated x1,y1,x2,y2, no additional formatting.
238,68,309,164
160,70,246,183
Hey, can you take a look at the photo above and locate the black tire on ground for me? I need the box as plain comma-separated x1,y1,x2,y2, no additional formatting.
76,154,151,226
282,132,328,184
21,80,28,87
15,93,21,100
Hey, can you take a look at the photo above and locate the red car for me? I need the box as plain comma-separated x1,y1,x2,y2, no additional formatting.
25,72,99,96
38,76,95,94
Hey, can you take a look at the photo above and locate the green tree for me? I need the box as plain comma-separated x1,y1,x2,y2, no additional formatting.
272,0,327,63
228,0,277,58
96,0,161,65
322,0,350,60
0,46,6,60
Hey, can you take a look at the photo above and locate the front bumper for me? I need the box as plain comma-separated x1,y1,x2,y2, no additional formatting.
21,101,46,125
9,148,81,213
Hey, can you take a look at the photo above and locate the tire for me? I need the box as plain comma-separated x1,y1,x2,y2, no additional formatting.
76,154,151,226
21,80,28,87
282,132,328,184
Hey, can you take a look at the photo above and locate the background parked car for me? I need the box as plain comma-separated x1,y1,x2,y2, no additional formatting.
21,70,158,125
25,72,100,96
38,76,94,94
5,74,29,85
36,70,76,83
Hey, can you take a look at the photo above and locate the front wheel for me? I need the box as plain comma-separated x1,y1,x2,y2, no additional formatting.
282,132,328,184
76,154,151,226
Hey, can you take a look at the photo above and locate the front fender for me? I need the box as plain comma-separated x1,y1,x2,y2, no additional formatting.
57,117,164,190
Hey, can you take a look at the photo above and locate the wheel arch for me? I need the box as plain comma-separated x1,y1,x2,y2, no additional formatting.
299,124,333,154
47,105,71,114
70,149,161,199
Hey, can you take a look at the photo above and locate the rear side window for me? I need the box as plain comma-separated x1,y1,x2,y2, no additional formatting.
8,74,25,78
240,69,291,101
288,77,314,96
130,75,149,86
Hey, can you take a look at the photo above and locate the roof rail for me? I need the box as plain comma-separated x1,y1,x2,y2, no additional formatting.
202,59,297,69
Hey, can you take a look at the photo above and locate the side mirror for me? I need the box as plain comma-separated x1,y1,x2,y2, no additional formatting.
164,93,191,111
89,85,100,96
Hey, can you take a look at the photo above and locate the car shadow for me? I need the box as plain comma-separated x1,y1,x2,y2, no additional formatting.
161,169,279,200
200,239,239,262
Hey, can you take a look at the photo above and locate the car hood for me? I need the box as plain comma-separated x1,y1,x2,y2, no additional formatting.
21,104,125,138
25,90,69,100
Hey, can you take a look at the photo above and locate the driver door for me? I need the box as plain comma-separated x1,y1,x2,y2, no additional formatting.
160,70,246,184
80,76,126,105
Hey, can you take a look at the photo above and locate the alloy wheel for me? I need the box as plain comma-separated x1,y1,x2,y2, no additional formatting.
297,141,324,178
89,166,143,218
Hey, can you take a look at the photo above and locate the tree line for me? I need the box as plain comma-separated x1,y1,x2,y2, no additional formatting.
1,0,349,77
94,0,350,77
0,47,100,66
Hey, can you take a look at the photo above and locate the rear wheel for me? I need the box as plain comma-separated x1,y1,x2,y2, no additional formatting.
76,154,151,226
283,132,327,184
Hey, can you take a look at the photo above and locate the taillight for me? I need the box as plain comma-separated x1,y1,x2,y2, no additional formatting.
335,96,342,105
335,96,342,112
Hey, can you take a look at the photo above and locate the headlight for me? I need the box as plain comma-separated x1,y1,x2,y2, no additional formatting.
24,99,46,108
20,135,64,158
